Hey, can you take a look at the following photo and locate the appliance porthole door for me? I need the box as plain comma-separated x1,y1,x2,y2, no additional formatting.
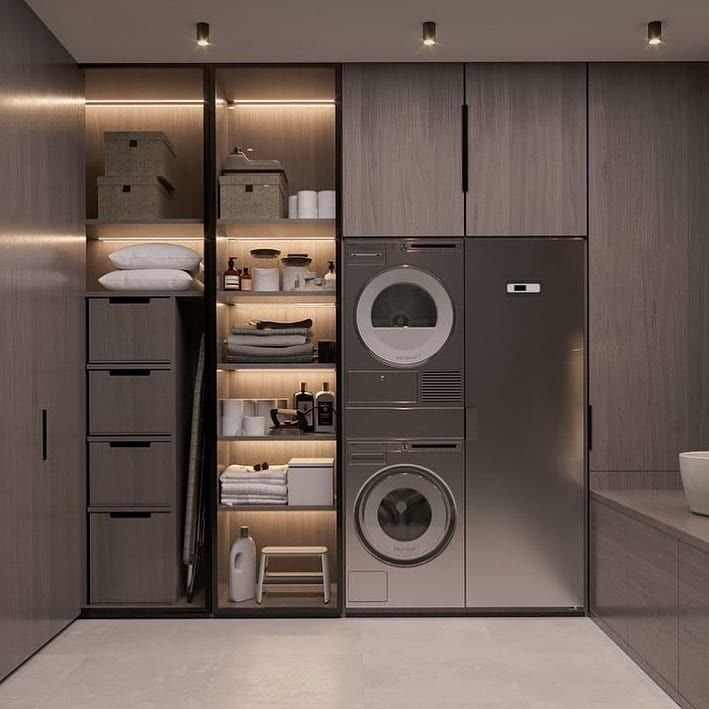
355,465,456,566
356,266,454,366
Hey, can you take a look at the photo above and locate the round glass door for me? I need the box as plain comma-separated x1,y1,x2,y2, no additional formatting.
355,266,454,366
355,465,456,566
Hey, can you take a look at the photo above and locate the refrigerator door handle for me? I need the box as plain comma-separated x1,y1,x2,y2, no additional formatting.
466,408,479,441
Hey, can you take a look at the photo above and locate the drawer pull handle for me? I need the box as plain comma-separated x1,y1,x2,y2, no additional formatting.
108,297,151,305
109,441,152,448
108,369,151,377
109,512,152,519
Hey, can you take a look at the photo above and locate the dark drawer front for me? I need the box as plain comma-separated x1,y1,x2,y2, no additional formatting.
89,441,174,507
90,511,175,604
89,369,173,435
347,370,418,405
88,297,173,363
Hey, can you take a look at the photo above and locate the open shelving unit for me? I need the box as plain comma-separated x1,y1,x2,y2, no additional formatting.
213,65,340,616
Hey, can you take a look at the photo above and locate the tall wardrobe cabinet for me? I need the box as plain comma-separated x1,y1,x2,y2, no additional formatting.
0,0,85,680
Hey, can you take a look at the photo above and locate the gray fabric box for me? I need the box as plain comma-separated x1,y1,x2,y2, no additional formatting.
219,173,287,219
104,131,177,183
97,175,174,220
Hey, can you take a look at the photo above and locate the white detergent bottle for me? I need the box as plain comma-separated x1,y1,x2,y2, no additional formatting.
228,526,257,602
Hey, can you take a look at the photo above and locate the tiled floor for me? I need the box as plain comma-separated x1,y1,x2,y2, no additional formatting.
0,617,678,708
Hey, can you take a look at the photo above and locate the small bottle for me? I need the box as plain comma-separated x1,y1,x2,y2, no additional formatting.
241,267,252,291
314,382,336,434
324,261,336,289
224,257,240,290
294,382,314,432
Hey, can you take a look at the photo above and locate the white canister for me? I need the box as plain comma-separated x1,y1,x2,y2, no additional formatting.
288,194,299,219
282,266,314,291
220,399,245,437
242,415,266,437
680,452,709,515
317,190,336,219
297,190,318,219
251,267,280,292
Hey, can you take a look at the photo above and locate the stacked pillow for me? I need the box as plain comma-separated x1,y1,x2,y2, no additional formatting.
98,243,201,291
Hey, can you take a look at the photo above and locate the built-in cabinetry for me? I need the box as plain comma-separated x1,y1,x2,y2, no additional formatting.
465,63,586,236
342,63,464,237
82,67,207,611
0,0,85,680
591,492,709,707
214,66,340,615
342,63,587,238
589,63,709,476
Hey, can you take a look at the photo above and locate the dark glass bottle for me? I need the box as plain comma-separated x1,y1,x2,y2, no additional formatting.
224,257,240,290
294,381,314,432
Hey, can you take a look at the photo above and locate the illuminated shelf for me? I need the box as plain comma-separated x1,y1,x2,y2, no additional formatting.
218,434,336,442
218,218,333,226
217,362,335,371
218,505,335,512
218,290,335,304
86,219,204,240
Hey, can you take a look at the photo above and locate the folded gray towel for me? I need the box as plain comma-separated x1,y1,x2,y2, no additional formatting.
226,354,314,364
227,334,307,348
228,343,314,357
231,326,311,337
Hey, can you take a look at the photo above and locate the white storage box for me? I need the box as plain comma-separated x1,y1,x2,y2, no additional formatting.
104,131,177,184
287,458,334,507
97,175,174,220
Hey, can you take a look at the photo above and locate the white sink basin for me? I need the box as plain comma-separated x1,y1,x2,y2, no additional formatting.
679,452,709,516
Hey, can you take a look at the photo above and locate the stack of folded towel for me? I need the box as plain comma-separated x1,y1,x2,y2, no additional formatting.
225,318,314,364
220,464,288,506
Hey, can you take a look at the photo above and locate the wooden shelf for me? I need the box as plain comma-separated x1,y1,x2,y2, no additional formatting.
86,288,204,298
218,362,335,370
217,583,337,612
218,434,336,441
218,290,335,304
218,218,334,226
217,219,335,240
86,219,204,240
218,505,335,512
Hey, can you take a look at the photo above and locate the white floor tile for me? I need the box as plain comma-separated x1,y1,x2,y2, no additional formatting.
0,617,679,709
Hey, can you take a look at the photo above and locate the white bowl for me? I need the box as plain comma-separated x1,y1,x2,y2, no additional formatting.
679,452,709,516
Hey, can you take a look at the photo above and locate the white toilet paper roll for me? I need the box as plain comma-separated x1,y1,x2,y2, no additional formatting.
317,190,336,219
221,399,245,437
251,267,280,292
288,194,298,219
297,190,318,219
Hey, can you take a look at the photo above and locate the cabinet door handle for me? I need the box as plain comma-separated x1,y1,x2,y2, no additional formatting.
108,369,151,377
108,297,150,305
41,408,48,461
109,441,152,448
109,512,152,519
461,104,469,193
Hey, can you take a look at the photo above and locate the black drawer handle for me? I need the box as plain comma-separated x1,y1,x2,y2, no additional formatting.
109,512,152,519
108,297,151,305
107,369,151,377
109,441,152,448
41,408,48,461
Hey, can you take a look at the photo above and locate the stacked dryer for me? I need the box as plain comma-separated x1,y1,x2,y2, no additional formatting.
342,239,466,610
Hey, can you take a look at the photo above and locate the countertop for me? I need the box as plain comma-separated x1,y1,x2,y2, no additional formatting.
591,489,709,554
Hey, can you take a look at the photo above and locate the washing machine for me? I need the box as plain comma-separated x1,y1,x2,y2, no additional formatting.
345,438,465,611
343,239,465,438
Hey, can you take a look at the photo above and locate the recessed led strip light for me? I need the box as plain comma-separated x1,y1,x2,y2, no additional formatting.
86,99,205,107
228,99,336,109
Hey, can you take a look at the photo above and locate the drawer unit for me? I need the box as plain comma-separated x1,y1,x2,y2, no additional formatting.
88,369,174,435
89,440,175,508
88,297,174,363
90,511,176,604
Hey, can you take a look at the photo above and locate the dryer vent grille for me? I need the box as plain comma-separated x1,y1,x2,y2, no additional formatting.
419,371,463,406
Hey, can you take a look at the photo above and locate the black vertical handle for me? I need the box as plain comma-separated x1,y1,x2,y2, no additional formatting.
461,104,469,193
41,408,48,461
588,404,593,451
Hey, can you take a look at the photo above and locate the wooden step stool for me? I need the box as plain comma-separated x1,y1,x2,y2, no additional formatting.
256,546,330,604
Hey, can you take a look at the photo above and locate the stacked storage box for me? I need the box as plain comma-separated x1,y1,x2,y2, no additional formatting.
98,132,177,220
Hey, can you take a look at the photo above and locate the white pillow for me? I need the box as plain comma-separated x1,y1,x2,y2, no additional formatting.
108,243,201,272
98,269,194,291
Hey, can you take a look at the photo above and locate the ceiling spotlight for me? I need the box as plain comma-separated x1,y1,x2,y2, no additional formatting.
647,20,662,46
196,22,211,47
422,21,437,46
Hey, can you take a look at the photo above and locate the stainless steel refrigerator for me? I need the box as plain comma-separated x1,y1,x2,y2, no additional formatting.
465,238,585,609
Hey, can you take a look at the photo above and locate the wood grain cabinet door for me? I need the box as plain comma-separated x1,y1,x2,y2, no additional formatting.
465,63,586,237
342,63,464,237
627,518,679,689
679,542,709,708
590,501,629,641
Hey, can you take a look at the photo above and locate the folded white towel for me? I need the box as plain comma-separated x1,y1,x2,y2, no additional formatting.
220,464,287,481
221,483,288,497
